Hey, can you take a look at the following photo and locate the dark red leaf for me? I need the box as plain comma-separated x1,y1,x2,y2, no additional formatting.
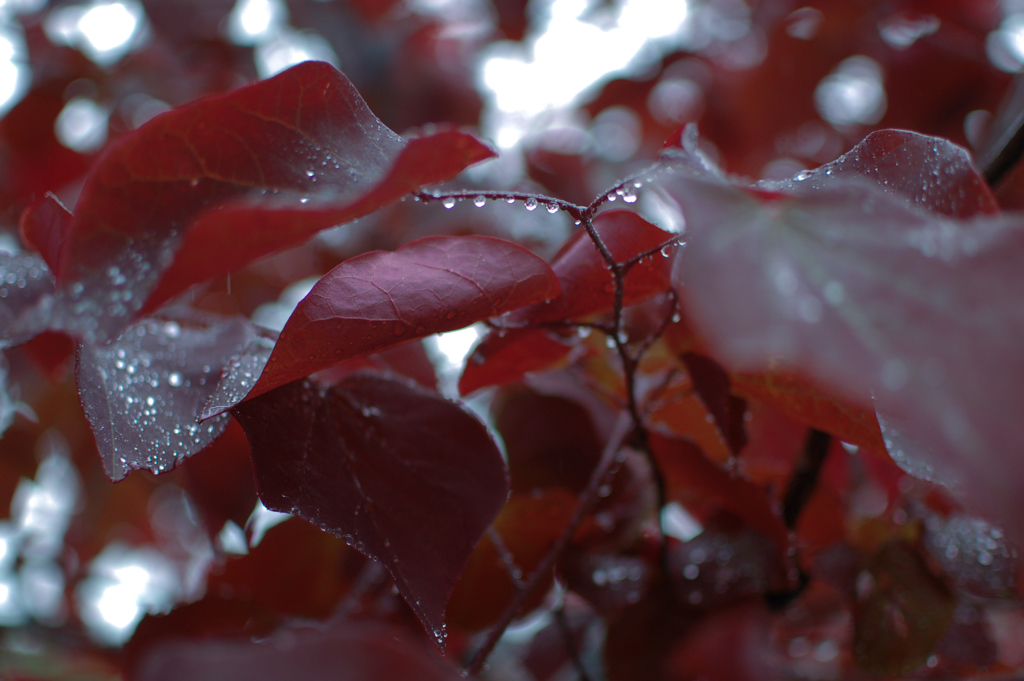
134,622,466,681
144,130,496,314
493,385,603,494
458,327,576,396
656,131,1024,543
53,61,494,342
76,313,265,480
19,192,72,273
230,374,508,650
648,432,790,555
784,129,998,218
241,235,559,402
678,353,748,456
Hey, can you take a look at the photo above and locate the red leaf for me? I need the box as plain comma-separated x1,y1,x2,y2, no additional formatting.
678,352,748,456
76,313,266,480
54,61,494,342
242,235,559,402
656,130,1024,542
458,327,576,396
229,374,508,650
134,622,465,681
0,251,55,346
648,432,790,554
19,192,72,273
786,129,998,218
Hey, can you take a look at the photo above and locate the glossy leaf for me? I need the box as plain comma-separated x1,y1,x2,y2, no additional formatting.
781,129,998,218
458,327,577,396
656,132,1024,542
230,374,508,650
134,622,466,681
76,313,263,480
238,235,559,402
19,192,72,274
52,61,494,342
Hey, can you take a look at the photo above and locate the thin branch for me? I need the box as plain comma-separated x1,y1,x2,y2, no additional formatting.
980,106,1024,187
782,428,832,529
463,413,633,677
553,602,594,681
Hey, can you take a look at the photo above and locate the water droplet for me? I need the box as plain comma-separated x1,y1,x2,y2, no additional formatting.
607,193,617,202
442,197,456,209
545,203,559,213
660,246,671,257
623,192,637,203
524,197,537,211
506,197,516,204
168,373,182,387
794,170,812,181
473,196,487,207
305,169,315,178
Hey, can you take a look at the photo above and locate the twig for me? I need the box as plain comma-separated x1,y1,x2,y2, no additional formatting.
553,602,593,681
782,428,832,529
463,413,633,677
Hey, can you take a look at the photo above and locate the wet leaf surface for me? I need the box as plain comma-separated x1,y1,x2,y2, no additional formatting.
76,312,262,480
230,374,508,650
19,192,72,274
656,131,1024,542
0,251,56,347
243,235,560,402
52,62,493,342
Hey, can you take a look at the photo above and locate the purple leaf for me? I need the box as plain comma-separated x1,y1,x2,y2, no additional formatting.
77,312,264,480
230,374,508,650
654,130,1024,542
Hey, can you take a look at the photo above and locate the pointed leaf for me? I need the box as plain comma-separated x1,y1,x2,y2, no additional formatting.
678,352,748,456
241,235,559,402
655,132,1024,541
229,375,509,650
458,327,576,396
76,313,264,480
52,61,494,342
19,192,72,274
782,129,997,218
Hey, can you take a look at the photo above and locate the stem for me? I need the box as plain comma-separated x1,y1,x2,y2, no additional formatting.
980,105,1024,187
553,602,593,681
782,428,832,529
463,413,633,677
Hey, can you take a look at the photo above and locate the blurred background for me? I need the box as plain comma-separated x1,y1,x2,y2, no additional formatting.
0,0,1021,678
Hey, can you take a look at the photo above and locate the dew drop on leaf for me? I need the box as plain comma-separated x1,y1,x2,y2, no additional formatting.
546,203,559,213
524,197,537,211
473,196,486,207
442,197,456,209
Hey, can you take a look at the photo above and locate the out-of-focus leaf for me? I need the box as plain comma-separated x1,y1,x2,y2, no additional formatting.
853,540,955,675
76,313,264,481
730,370,886,455
780,129,998,218
678,352,748,456
924,512,1018,600
458,327,577,396
52,61,494,342
648,432,789,554
230,375,508,650
240,236,559,403
0,251,56,347
460,210,674,393
655,130,1024,542
493,385,603,493
447,489,576,631
19,192,72,274
559,550,653,615
133,622,466,681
